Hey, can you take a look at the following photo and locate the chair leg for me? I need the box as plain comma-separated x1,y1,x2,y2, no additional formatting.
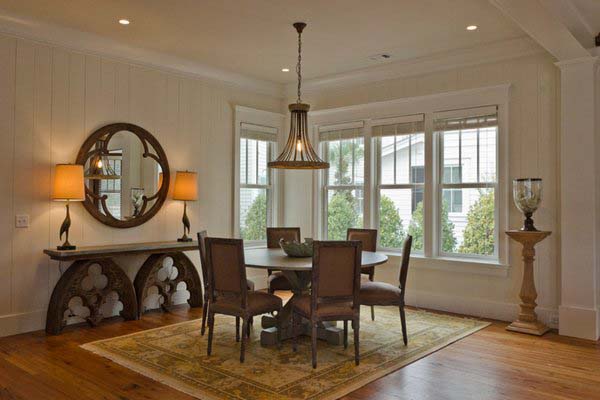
246,317,252,338
369,271,375,321
240,318,249,363
343,320,348,349
399,306,408,346
200,298,209,336
292,312,298,352
311,322,318,369
353,317,360,366
276,309,282,349
207,312,215,356
235,316,240,342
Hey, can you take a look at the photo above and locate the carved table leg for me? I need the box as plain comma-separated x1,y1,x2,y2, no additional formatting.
506,231,551,336
46,258,138,335
260,270,343,346
134,252,202,317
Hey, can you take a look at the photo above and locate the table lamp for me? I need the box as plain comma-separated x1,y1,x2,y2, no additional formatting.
173,170,198,242
52,164,85,250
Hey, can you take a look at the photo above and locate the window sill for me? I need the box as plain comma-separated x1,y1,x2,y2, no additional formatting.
381,251,510,278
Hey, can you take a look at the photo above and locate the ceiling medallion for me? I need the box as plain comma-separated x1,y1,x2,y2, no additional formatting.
268,22,329,170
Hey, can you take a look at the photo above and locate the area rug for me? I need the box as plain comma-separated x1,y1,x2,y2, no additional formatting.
82,308,489,400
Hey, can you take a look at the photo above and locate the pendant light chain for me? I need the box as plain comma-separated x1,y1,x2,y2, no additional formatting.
296,26,302,103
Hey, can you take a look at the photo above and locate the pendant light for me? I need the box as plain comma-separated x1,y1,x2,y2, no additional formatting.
268,22,329,170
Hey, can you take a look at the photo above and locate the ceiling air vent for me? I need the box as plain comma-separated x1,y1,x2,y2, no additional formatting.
368,53,392,62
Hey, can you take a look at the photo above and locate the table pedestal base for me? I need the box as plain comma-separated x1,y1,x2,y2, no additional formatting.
260,315,343,346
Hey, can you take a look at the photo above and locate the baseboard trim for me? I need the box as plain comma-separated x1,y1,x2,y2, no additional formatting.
558,305,600,340
405,290,558,329
0,309,45,337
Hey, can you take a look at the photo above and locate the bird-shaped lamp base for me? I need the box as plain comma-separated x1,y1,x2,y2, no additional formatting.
177,201,193,242
58,201,77,250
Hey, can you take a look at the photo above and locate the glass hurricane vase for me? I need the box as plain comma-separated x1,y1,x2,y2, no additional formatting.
513,178,542,231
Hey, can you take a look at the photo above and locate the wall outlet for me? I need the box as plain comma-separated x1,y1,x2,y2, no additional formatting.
15,214,29,228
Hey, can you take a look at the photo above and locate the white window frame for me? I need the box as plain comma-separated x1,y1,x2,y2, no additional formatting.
435,107,499,260
319,122,365,239
310,84,510,270
234,106,285,246
372,115,425,252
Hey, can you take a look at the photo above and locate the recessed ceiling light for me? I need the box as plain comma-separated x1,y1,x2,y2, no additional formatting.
281,68,290,72
119,19,130,25
466,25,478,31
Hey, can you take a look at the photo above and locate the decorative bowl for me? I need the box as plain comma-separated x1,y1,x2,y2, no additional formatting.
279,238,313,258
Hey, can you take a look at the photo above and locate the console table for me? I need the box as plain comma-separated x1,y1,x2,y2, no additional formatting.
43,241,202,335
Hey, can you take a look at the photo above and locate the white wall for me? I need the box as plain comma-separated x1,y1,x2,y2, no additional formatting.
0,33,283,336
284,53,560,326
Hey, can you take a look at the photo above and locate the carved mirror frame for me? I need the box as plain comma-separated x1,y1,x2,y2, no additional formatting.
75,123,170,229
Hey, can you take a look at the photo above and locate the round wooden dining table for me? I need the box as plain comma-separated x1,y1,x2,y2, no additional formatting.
244,247,388,346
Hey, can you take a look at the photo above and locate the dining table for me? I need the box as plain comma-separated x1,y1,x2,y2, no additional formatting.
244,247,389,346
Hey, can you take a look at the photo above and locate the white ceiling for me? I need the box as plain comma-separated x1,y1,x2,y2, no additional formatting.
571,0,600,35
0,0,527,83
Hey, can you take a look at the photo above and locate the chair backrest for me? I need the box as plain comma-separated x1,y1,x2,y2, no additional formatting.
398,235,413,295
346,228,377,252
197,230,208,289
312,240,362,310
204,237,247,307
267,227,301,248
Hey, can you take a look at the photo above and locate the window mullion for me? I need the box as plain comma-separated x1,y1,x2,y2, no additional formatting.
423,113,434,258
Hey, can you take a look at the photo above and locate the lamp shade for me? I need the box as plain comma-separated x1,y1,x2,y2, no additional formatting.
173,171,198,201
52,164,85,201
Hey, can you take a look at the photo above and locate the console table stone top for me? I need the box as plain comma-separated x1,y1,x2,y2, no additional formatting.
43,241,199,261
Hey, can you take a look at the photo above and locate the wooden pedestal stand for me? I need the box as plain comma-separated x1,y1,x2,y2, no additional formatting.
505,230,551,336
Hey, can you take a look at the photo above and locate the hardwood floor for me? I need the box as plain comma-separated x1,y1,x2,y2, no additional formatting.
0,302,598,400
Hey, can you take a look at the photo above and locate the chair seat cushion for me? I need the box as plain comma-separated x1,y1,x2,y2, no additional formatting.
359,281,403,306
293,295,354,319
246,279,255,291
211,291,282,316
268,272,292,291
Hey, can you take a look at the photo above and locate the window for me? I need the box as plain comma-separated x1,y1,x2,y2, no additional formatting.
238,124,277,242
443,166,463,213
374,118,425,251
313,88,507,265
436,110,498,257
320,125,364,240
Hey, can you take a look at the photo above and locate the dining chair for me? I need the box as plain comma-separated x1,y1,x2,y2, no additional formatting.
197,231,256,337
359,235,412,345
292,240,362,369
266,227,301,294
204,237,282,362
347,228,378,320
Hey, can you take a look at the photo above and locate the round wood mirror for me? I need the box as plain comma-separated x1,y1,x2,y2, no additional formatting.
75,123,170,228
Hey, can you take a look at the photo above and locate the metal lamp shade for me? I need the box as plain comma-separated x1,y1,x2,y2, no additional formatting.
268,103,329,170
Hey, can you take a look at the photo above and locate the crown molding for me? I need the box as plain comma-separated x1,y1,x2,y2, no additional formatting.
286,36,545,96
0,9,284,98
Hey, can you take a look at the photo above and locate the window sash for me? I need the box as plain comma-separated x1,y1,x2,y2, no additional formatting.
321,135,365,238
436,112,499,259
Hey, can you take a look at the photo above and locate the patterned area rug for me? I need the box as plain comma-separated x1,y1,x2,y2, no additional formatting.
82,308,489,400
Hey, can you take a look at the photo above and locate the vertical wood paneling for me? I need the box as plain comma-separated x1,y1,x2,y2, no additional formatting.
0,36,16,316
29,44,52,311
12,40,36,313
